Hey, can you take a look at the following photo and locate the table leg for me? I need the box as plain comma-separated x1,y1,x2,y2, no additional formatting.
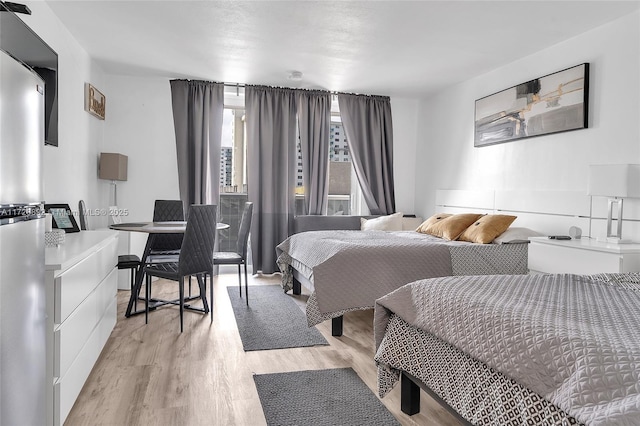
125,234,155,317
195,274,209,313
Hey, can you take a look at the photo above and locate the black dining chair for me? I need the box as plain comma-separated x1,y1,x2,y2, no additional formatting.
143,204,217,332
78,199,88,230
118,254,141,309
138,200,185,301
213,202,253,315
147,199,185,260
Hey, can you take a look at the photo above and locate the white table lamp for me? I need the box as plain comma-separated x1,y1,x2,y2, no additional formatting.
588,164,640,243
99,152,128,206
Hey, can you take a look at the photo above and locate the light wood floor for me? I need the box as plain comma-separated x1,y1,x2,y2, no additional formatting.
64,273,462,425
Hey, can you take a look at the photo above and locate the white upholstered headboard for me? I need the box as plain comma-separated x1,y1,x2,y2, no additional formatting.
435,189,598,237
434,190,495,214
435,189,640,239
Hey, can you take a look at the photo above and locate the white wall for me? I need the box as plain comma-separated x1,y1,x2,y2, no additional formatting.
391,97,419,215
21,2,108,227
414,11,640,230
101,76,180,221
101,75,180,254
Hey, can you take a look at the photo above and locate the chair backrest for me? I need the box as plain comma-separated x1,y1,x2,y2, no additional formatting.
153,200,184,221
236,202,253,258
78,200,88,230
151,199,184,251
179,204,217,277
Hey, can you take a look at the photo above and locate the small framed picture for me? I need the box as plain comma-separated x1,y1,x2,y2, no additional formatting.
85,83,106,120
44,204,80,233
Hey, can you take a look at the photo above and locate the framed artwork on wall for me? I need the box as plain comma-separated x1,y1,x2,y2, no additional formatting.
474,63,589,147
85,83,106,120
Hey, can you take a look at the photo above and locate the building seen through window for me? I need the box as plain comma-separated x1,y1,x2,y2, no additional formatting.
219,106,358,246
218,107,247,252
295,121,352,215
220,108,246,194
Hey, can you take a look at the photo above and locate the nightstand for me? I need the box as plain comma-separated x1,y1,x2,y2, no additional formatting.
528,237,640,274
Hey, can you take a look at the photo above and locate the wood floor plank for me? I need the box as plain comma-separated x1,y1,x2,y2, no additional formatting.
64,273,462,425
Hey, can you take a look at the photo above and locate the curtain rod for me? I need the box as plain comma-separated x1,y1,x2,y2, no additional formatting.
220,82,389,98
178,79,386,98
222,83,389,98
223,82,337,95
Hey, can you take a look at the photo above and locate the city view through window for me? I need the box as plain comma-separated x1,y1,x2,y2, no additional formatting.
217,107,358,250
220,108,355,218
294,120,353,215
220,108,246,194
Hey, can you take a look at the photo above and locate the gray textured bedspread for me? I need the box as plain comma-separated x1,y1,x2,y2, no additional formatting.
374,273,640,425
276,231,454,314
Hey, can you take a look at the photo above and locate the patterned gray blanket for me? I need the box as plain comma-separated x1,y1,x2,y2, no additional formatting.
374,273,640,425
276,230,528,326
276,231,454,314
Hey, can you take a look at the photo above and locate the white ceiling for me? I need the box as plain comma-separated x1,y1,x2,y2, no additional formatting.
44,0,640,98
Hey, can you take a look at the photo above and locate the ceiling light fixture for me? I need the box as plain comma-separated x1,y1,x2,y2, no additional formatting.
288,71,303,81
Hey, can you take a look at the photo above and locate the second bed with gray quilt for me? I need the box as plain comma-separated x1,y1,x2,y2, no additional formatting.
276,230,528,335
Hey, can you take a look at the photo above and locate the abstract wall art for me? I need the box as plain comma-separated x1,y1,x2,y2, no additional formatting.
474,63,589,147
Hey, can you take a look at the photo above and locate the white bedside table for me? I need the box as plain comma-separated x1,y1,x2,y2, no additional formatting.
528,236,640,274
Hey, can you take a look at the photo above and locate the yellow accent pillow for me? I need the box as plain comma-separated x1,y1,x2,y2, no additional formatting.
415,213,452,232
416,213,483,240
458,214,517,244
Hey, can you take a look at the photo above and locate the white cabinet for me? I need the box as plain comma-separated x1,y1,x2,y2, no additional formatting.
528,236,640,274
45,230,118,426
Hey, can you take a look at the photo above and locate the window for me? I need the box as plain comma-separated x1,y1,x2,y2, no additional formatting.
220,107,247,194
326,120,353,215
219,90,363,226
295,115,361,216
219,103,247,251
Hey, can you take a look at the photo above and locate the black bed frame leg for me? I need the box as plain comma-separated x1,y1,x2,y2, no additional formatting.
331,315,343,336
401,372,420,415
292,278,301,295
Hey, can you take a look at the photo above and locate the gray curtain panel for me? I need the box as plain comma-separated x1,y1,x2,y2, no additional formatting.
169,80,224,210
338,93,396,215
295,90,331,215
246,86,297,274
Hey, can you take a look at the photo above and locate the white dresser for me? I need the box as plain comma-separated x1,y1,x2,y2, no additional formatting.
528,236,640,274
45,230,118,426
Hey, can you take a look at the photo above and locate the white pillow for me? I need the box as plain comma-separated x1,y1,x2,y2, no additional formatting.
361,212,403,231
492,227,543,244
401,216,423,231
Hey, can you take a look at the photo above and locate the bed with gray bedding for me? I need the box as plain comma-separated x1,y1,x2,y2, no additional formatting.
374,272,640,425
276,230,528,335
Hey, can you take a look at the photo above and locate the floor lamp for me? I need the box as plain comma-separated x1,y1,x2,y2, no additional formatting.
99,153,128,223
588,164,640,243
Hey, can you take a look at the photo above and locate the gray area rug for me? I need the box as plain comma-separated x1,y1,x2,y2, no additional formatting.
227,285,328,351
254,368,400,426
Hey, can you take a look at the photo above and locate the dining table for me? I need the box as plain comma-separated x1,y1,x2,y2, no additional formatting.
110,221,229,317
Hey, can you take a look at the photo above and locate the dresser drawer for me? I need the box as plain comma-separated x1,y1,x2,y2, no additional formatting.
54,288,97,380
54,324,103,426
54,237,118,324
54,268,117,379
529,243,622,274
99,296,117,347
96,268,118,319
54,254,98,324
96,237,118,286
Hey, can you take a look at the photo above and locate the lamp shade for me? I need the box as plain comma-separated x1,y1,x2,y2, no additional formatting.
587,164,640,198
99,153,128,181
